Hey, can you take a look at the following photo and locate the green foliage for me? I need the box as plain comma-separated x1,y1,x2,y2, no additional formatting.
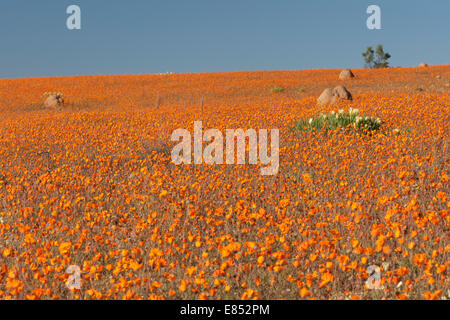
271,87,285,93
294,108,382,133
362,44,391,69
362,47,374,68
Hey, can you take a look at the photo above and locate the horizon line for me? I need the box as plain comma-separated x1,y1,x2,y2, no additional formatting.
1,64,448,81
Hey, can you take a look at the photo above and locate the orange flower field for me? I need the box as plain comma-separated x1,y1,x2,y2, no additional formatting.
0,66,448,300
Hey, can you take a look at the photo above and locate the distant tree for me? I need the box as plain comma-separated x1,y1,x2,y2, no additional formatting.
362,46,374,68
362,44,391,68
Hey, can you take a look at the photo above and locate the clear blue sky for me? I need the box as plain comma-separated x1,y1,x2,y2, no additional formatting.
0,0,449,78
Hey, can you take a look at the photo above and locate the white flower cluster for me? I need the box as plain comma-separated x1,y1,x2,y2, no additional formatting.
355,116,363,124
298,107,382,132
349,107,360,115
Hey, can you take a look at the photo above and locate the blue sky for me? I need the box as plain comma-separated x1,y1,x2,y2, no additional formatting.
0,0,449,78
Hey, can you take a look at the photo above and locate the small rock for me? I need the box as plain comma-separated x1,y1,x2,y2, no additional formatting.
418,62,428,67
317,88,335,105
43,93,64,109
333,85,352,100
317,86,352,106
339,69,355,80
44,96,59,108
